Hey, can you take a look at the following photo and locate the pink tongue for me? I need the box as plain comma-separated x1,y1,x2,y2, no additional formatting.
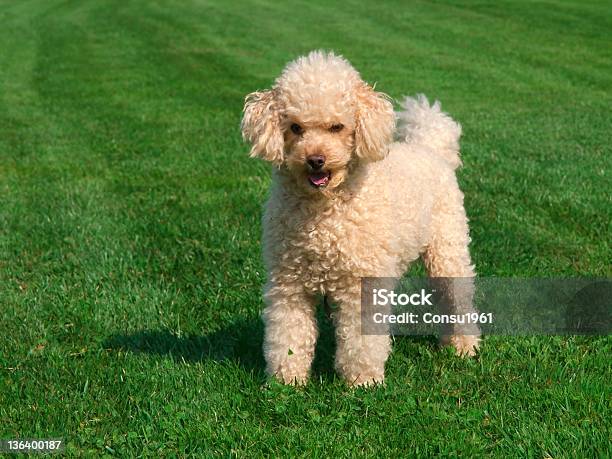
309,172,329,186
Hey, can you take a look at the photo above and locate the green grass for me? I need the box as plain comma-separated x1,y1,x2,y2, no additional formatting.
1,0,610,456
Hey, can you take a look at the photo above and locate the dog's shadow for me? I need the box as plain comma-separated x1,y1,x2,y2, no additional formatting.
104,307,439,383
103,308,340,383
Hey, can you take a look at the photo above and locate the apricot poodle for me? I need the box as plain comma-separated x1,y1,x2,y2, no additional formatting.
241,50,480,387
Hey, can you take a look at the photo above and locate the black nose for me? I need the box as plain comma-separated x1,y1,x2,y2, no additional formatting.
307,155,326,170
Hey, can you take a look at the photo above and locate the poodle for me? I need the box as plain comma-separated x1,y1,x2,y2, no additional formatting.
241,50,480,387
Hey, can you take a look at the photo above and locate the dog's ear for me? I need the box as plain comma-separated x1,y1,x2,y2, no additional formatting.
354,83,395,162
241,90,284,164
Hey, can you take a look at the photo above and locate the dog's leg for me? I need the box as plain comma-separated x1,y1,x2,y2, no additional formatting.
262,283,318,385
423,181,480,356
332,284,391,387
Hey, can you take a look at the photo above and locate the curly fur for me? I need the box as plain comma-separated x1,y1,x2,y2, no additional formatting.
242,51,480,387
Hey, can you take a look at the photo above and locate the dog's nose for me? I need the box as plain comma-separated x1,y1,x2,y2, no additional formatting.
307,154,326,170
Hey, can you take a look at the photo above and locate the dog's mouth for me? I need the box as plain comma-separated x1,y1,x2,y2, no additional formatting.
308,171,331,188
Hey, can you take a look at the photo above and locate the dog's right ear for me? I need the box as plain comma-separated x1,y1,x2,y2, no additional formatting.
241,90,284,164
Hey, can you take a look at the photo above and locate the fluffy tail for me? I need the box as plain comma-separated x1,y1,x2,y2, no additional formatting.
396,95,462,170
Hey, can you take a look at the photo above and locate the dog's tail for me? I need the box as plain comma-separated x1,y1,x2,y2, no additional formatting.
396,94,462,170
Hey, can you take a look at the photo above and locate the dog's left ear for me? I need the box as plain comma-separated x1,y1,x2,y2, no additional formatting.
354,83,396,162
241,90,284,165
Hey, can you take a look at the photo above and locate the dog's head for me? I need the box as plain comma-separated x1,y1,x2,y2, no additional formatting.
241,51,395,195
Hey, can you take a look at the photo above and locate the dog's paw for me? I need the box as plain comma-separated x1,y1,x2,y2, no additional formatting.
269,365,310,386
344,371,385,388
440,334,480,357
278,373,309,386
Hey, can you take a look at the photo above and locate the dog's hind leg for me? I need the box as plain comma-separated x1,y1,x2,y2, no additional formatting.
422,178,480,356
262,282,318,385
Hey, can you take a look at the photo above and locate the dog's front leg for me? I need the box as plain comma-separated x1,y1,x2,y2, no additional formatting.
332,284,391,387
262,283,318,385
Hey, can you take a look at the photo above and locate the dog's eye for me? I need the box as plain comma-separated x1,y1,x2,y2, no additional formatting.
329,124,344,133
290,123,303,135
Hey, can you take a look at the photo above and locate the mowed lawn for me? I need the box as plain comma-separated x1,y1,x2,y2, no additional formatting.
1,0,610,456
